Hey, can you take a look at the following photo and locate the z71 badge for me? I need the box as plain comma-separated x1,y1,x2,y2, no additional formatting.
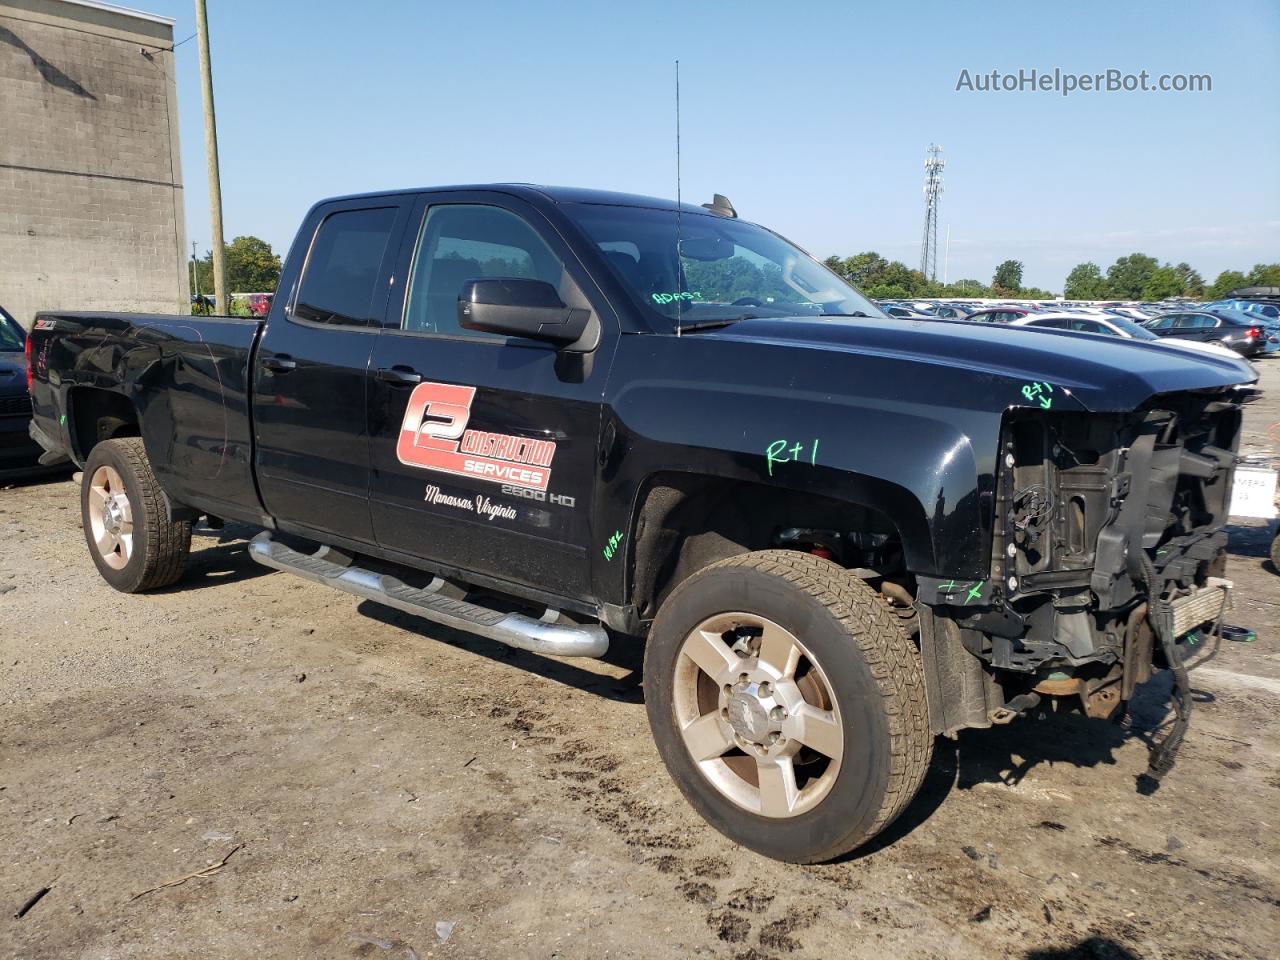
397,382,557,492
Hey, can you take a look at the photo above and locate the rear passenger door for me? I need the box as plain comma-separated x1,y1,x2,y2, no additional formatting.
1173,313,1216,342
254,197,413,544
365,192,616,602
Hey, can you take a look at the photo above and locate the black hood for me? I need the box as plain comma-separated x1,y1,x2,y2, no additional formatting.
715,316,1255,413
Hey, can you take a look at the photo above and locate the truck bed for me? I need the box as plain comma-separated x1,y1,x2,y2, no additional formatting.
28,311,267,524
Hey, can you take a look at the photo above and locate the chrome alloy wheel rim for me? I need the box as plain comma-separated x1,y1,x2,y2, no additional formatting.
87,465,134,570
672,613,844,818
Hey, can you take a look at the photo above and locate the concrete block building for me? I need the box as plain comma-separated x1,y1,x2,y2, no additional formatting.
0,0,188,328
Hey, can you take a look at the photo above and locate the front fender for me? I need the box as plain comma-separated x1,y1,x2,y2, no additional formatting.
593,335,1039,604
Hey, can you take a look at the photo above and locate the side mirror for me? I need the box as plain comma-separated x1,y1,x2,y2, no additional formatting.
457,278,591,348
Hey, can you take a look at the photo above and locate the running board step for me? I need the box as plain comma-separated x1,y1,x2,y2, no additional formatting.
248,532,609,659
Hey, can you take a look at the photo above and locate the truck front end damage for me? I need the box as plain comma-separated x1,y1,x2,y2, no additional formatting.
918,382,1257,776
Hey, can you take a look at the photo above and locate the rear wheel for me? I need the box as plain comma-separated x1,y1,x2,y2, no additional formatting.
644,549,932,863
81,437,190,592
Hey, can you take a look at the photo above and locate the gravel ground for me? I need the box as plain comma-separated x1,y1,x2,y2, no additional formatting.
2,360,1279,960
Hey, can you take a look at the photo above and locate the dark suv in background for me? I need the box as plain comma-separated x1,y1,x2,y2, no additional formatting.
0,306,60,479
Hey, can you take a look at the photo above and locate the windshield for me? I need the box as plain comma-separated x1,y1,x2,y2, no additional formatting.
1106,317,1157,340
0,314,24,351
565,204,885,327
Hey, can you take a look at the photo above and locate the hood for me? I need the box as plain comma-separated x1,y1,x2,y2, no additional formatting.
0,352,28,398
714,316,1255,412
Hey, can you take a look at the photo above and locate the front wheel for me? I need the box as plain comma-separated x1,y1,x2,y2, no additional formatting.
644,550,932,863
81,437,191,593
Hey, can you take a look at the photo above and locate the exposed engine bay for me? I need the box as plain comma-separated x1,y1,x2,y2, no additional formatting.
911,385,1255,776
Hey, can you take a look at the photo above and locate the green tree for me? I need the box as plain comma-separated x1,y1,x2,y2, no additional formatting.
943,279,989,297
1063,262,1106,299
190,235,283,301
1174,262,1204,297
992,259,1023,294
1142,264,1183,300
865,283,911,300
1104,253,1158,300
225,235,283,291
1245,263,1280,288
1207,270,1247,299
848,252,891,288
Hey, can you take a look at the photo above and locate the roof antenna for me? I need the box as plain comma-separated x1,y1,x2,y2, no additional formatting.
675,59,683,338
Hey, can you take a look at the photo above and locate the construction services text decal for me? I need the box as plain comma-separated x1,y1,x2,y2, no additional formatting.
396,382,556,491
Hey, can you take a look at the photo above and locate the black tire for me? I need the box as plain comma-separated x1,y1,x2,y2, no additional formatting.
81,437,191,593
644,549,932,863
1270,529,1280,574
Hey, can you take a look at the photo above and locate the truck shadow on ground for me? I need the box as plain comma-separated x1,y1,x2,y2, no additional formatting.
356,601,646,704
1025,939,1141,960
856,671,1193,857
160,525,272,593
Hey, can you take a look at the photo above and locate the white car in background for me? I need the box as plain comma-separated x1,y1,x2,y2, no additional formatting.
1010,312,1255,371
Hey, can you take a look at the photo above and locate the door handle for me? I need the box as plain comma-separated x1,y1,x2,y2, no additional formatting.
376,366,422,386
261,354,297,373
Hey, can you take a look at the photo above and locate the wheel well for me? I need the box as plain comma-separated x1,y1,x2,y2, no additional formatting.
68,388,139,463
630,473,909,621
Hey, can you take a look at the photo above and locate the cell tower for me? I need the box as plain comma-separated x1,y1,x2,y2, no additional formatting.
920,144,945,282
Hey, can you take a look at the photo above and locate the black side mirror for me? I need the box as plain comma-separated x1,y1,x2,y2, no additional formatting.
457,278,592,348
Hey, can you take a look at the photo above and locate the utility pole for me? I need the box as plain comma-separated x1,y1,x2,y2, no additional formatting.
190,240,200,307
194,0,227,315
943,224,951,286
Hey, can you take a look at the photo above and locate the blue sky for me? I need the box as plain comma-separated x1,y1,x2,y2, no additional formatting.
149,0,1278,291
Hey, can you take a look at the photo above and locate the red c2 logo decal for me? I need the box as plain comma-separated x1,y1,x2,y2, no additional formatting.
396,381,556,492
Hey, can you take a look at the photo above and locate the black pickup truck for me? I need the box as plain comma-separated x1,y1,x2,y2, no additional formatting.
28,185,1257,863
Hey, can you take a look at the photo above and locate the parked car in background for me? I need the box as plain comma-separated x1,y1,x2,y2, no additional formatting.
1144,309,1274,358
248,293,274,317
1102,306,1152,323
1203,300,1280,352
926,303,974,320
965,307,1033,323
1010,312,1254,367
1,305,62,479
878,303,937,320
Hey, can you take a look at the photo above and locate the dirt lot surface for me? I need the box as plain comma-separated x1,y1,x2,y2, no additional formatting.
4,361,1279,960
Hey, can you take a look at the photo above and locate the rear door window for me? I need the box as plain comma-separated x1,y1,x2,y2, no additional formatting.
293,207,399,326
1069,319,1108,334
1176,314,1215,330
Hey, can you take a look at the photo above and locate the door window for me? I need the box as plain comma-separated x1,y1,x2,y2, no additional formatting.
293,207,399,326
1069,319,1109,334
1175,314,1214,329
402,205,574,337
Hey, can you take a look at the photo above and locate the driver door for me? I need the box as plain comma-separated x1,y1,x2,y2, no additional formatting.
365,192,618,601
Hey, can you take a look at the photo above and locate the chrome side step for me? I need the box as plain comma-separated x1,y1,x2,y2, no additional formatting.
248,532,609,659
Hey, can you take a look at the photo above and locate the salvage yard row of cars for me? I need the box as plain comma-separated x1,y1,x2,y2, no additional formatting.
876,296,1280,360
12,184,1270,864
